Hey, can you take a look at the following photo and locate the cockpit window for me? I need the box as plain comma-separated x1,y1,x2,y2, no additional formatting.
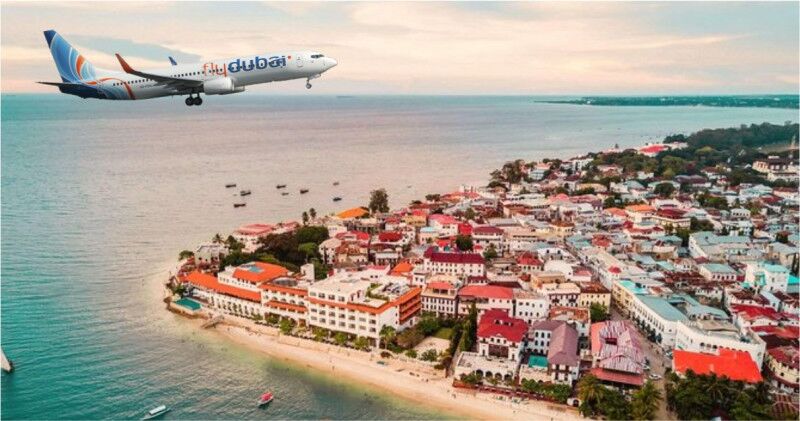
310,54,324,59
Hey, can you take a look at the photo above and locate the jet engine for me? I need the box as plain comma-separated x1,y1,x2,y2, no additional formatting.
203,77,245,95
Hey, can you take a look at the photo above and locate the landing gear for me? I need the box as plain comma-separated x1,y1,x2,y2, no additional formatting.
185,94,203,106
306,74,320,90
306,82,312,89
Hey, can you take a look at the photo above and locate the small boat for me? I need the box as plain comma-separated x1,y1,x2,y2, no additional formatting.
332,197,342,202
299,189,309,194
276,184,286,189
240,190,251,196
233,203,246,208
333,181,340,186
142,405,170,420
281,192,289,196
225,183,237,188
258,391,274,406
1,347,13,373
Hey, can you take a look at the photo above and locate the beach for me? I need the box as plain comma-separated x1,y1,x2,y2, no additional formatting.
201,315,581,421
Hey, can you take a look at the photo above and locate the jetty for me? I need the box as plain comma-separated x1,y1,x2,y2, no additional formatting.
1,347,13,373
201,315,224,329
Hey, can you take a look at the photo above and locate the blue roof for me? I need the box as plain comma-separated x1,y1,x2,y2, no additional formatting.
789,275,799,286
763,264,789,274
619,280,649,295
700,263,736,274
638,295,689,322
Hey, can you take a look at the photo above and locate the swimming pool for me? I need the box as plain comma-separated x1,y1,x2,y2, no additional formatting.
528,355,548,368
175,298,201,311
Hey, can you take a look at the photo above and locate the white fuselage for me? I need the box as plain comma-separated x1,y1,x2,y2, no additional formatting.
97,51,336,100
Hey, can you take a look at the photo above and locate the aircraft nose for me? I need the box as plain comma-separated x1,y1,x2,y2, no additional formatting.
324,57,338,69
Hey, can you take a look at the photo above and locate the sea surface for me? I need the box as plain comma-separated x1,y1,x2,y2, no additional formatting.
1,94,796,420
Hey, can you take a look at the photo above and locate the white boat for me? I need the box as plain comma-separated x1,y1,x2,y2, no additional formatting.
142,405,170,420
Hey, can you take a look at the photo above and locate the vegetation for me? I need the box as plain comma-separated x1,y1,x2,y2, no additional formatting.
631,381,662,420
379,326,396,349
354,336,369,351
219,226,330,276
334,332,348,346
653,182,676,198
482,243,498,260
279,318,295,335
519,380,572,404
404,349,418,359
577,374,632,419
542,95,799,109
458,303,478,351
368,188,390,214
420,349,438,362
665,370,773,420
590,303,610,322
455,234,473,251
178,250,194,260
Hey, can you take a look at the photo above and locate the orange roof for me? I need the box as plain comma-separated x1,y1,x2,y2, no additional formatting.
265,300,307,313
673,349,762,383
184,271,261,302
337,207,369,219
390,261,414,275
232,262,289,283
604,208,628,217
625,204,655,213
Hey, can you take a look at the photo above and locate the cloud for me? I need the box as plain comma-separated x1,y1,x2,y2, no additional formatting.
68,35,202,63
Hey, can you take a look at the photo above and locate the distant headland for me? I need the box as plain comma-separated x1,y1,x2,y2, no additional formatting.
539,95,799,109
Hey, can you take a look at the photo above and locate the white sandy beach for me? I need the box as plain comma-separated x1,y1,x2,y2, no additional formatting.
198,316,582,421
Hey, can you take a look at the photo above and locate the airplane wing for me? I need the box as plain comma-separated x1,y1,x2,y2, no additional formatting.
115,53,202,91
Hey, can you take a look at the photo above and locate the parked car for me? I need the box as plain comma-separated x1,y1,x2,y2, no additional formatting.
648,373,662,381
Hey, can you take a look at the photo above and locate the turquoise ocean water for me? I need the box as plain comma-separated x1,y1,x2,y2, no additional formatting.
1,94,796,419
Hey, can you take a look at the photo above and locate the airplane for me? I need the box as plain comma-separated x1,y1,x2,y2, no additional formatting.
38,30,337,106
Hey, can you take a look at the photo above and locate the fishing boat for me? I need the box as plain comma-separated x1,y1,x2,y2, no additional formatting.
225,183,236,188
258,391,274,406
276,184,286,189
299,189,309,194
1,347,13,373
142,405,170,420
233,203,246,208
240,190,251,196
333,181,340,186
281,192,289,196
332,197,342,202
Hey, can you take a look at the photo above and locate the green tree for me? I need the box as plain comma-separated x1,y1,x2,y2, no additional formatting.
178,250,194,260
483,244,498,260
577,374,605,416
653,182,676,198
396,328,424,349
313,327,327,342
455,234,473,251
334,332,348,346
464,208,476,220
309,208,317,219
297,242,318,262
368,188,390,214
404,349,418,358
460,302,478,351
631,381,662,420
212,233,223,243
302,211,309,225
417,315,440,336
590,303,610,322
354,336,369,351
279,318,295,335
420,349,438,362
379,325,396,349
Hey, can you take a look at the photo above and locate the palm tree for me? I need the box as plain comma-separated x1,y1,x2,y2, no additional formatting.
379,325,396,350
577,374,604,416
302,211,309,225
213,233,223,243
631,381,662,420
309,208,317,219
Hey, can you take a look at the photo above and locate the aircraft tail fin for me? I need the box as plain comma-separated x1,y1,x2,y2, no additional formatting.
169,56,178,66
43,30,98,83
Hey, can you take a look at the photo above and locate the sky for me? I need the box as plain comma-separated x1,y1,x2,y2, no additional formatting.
1,1,798,94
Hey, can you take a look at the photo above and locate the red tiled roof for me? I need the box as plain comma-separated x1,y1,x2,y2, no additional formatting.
768,346,800,370
477,309,527,343
590,367,644,386
673,349,762,383
458,223,473,236
427,281,455,291
184,271,261,302
390,261,414,275
232,262,289,283
378,231,403,242
429,251,485,265
731,304,782,321
473,225,504,235
458,284,513,300
236,223,274,236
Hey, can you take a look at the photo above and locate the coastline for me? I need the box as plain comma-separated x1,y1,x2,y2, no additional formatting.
192,314,580,421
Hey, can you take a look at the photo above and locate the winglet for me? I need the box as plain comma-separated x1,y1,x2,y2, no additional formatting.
115,53,135,74
169,56,177,66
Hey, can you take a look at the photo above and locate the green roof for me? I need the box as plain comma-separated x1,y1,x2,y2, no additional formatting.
638,295,688,322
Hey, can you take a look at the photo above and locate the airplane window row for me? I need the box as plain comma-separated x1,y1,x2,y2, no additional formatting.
310,54,325,59
111,72,204,87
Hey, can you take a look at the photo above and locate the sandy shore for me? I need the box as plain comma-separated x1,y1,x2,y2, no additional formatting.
201,316,581,420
